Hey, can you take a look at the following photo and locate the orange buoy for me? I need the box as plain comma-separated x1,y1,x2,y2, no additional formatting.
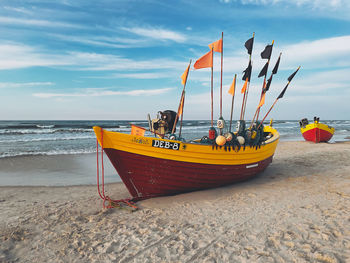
215,135,226,146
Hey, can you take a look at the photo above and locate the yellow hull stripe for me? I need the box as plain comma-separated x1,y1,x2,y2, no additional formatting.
93,126,279,166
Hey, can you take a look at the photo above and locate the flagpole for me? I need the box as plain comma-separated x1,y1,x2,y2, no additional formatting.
256,40,274,121
229,74,237,132
239,83,247,120
239,32,254,120
179,91,185,138
220,32,223,119
211,46,214,127
172,60,191,134
257,66,300,130
241,32,254,120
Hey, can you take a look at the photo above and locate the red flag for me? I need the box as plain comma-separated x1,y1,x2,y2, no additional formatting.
208,39,222,53
181,64,190,85
194,50,213,69
131,125,145,136
228,75,236,95
241,78,248,94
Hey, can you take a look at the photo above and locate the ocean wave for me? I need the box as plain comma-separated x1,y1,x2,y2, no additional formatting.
0,149,96,159
0,135,95,143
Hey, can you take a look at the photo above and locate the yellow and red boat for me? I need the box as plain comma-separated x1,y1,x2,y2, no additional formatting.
93,125,279,200
300,117,335,143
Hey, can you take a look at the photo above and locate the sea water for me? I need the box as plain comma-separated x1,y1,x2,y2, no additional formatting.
0,120,349,158
0,120,349,186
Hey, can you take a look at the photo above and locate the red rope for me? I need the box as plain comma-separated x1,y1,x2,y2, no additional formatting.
96,127,137,210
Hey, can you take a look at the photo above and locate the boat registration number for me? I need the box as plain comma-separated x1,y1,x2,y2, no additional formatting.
152,140,180,150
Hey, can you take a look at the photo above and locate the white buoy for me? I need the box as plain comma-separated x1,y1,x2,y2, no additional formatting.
237,136,245,145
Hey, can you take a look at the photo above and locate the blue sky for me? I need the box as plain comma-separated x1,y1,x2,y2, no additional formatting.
0,0,349,120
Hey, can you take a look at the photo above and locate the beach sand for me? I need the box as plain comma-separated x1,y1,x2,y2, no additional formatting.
1,141,349,262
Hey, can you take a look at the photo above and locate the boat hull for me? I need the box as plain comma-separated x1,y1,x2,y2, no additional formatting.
94,126,279,200
104,148,273,200
301,123,334,143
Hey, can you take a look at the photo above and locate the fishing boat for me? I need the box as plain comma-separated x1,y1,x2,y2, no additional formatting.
300,117,335,143
93,124,279,201
93,33,300,203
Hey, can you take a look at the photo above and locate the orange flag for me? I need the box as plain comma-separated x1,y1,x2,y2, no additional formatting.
194,50,213,69
181,64,190,85
241,77,248,94
258,92,266,108
228,75,236,95
131,125,145,136
178,94,185,116
208,39,223,53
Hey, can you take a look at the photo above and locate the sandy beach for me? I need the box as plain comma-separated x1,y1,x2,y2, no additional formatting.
1,141,349,262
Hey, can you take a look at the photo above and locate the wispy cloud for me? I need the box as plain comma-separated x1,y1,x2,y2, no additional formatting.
0,82,54,89
33,87,174,98
121,27,187,43
281,35,350,70
0,16,84,29
220,0,348,10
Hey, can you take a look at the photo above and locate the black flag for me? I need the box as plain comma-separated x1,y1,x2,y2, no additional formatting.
242,61,252,81
265,75,272,92
261,44,273,59
288,67,300,82
278,66,301,99
245,37,254,55
277,84,288,99
258,62,268,78
272,54,281,74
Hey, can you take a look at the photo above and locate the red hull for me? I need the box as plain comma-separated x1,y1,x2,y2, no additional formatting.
104,148,273,200
302,128,333,143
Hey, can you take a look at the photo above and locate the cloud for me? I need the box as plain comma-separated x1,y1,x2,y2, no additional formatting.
33,87,174,98
0,82,54,89
220,0,348,10
281,35,350,70
0,16,84,29
121,27,187,43
0,42,186,71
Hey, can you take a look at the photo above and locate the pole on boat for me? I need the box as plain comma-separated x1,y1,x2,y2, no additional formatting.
172,60,191,135
257,66,301,129
179,91,185,138
228,74,237,132
240,32,254,120
220,32,224,119
255,40,274,122
211,46,214,128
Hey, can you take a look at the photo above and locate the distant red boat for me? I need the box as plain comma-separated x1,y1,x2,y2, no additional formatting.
300,117,335,143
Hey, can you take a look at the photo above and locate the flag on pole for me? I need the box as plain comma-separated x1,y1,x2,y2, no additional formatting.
208,39,223,53
228,75,236,95
194,50,213,69
277,84,288,99
261,44,273,59
242,61,252,81
177,94,185,117
265,75,272,92
131,125,145,136
288,66,300,82
258,92,266,108
272,54,281,74
241,77,248,94
181,64,190,85
245,37,254,55
258,62,268,78
277,66,301,99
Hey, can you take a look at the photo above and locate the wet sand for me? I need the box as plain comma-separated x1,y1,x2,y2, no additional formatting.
1,141,349,262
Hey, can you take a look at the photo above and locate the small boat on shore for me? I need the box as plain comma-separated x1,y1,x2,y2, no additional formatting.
300,117,335,143
93,125,279,200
